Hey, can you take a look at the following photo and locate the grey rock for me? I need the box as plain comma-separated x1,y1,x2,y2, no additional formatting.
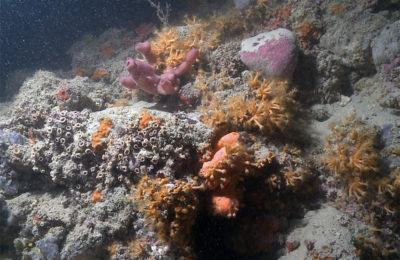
279,204,363,260
372,20,400,66
319,3,388,73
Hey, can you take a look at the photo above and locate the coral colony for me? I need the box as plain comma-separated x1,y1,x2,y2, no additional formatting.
1,0,400,259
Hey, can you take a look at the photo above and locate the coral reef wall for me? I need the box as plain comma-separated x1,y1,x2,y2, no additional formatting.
1,0,399,259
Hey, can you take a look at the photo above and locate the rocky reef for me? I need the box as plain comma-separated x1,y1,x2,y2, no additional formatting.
1,0,399,259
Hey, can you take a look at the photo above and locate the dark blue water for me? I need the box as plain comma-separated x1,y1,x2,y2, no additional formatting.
0,0,188,99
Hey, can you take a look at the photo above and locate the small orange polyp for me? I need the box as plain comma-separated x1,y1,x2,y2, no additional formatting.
92,190,104,204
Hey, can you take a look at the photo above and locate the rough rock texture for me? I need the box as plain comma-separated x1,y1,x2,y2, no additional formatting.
240,28,298,79
371,20,400,67
279,205,364,260
0,64,213,259
7,188,135,259
233,0,251,10
318,2,388,74
67,28,137,79
1,0,400,259
208,41,246,78
290,0,399,104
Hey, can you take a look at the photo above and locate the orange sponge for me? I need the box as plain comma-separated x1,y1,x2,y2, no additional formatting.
212,195,239,218
216,131,240,150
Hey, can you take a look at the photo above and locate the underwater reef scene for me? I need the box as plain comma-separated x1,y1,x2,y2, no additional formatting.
1,0,400,259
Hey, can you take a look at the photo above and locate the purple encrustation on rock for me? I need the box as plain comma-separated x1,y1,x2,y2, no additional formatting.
120,41,199,95
240,28,298,80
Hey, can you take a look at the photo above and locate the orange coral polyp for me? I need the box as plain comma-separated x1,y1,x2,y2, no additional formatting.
216,132,240,150
92,70,109,81
212,195,239,217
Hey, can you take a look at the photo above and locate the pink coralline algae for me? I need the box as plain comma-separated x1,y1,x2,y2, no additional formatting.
120,41,199,95
240,28,298,80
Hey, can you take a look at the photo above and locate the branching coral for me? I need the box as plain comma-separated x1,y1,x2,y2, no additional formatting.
150,28,186,71
282,169,305,190
147,0,275,74
201,72,297,134
325,119,379,180
201,0,276,40
347,177,368,201
325,127,377,201
183,16,221,51
134,176,199,253
324,117,400,214
149,20,218,74
211,9,250,38
128,238,149,259
324,118,400,258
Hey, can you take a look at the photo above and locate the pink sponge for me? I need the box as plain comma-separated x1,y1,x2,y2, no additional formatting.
240,28,298,80
120,41,199,95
